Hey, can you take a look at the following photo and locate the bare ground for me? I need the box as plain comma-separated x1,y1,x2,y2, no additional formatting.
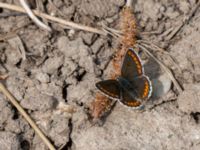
0,0,200,150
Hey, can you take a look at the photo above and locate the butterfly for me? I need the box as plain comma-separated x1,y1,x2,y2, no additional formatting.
96,48,152,108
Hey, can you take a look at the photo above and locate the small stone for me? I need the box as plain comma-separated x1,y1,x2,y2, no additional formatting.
35,72,50,83
68,29,75,38
159,5,166,13
152,74,172,98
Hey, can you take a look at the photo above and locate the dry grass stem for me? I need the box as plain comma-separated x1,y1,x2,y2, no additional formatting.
138,44,183,93
101,23,122,38
138,40,182,73
0,83,56,150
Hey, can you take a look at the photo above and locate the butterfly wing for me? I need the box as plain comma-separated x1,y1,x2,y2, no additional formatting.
96,80,121,100
119,88,142,108
130,75,152,100
121,48,144,80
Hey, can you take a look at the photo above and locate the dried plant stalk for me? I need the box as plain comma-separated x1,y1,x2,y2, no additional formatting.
90,93,112,118
111,7,137,78
91,6,137,119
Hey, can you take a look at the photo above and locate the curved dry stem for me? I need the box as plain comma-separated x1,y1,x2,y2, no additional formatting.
0,2,106,35
20,0,52,31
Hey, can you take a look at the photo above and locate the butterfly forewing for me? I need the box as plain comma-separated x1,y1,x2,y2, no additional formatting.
96,80,121,100
121,48,144,80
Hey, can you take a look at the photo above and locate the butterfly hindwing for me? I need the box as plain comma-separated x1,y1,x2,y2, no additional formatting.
130,75,152,100
119,88,142,108
121,48,144,80
96,79,121,100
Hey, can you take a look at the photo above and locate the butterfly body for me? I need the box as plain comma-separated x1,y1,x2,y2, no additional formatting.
96,48,152,108
116,77,139,101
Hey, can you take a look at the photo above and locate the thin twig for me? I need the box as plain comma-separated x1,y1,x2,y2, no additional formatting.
138,44,183,94
102,27,118,39
138,40,182,73
0,83,56,150
19,0,52,32
0,2,106,35
48,0,65,17
138,40,169,54
101,23,122,38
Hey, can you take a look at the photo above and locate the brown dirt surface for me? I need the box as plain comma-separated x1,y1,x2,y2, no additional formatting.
0,0,200,150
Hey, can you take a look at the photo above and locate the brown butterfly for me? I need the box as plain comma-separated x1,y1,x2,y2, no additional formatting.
96,48,152,108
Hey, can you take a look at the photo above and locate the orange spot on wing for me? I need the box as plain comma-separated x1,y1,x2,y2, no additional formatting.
128,50,143,75
124,100,141,107
142,81,150,98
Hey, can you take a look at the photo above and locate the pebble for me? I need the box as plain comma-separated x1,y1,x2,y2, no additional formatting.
35,72,50,83
151,73,172,98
